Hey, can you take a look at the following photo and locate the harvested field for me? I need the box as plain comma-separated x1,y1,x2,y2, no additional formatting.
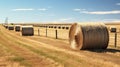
0,24,120,67
34,27,69,39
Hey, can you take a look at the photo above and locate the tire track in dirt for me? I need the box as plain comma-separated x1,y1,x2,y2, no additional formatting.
1,26,120,67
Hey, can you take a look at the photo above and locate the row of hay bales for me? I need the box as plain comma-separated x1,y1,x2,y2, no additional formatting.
3,23,111,50
3,25,14,30
38,24,70,30
3,25,34,36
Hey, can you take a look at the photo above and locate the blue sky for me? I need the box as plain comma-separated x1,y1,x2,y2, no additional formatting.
0,0,120,23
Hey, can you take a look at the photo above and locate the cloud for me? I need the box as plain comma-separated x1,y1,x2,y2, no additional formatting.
116,3,120,5
12,8,49,11
60,18,73,21
38,8,48,11
82,10,120,15
73,8,86,12
12,8,34,11
74,8,120,15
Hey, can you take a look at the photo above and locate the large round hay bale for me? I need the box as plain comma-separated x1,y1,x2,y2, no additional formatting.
21,26,34,36
8,25,14,30
69,23,109,50
15,25,21,32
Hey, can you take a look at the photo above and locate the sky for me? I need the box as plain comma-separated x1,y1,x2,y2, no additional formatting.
0,0,120,23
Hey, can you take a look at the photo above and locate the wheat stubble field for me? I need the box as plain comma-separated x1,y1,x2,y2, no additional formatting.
0,23,120,67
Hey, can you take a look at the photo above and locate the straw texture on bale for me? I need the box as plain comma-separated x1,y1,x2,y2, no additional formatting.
15,25,21,31
21,26,34,36
8,25,14,30
69,23,109,50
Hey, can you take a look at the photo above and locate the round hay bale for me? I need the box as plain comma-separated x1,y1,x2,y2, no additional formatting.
4,25,8,29
51,26,53,28
62,26,65,29
48,26,50,28
58,26,61,29
15,25,21,32
21,26,34,36
8,25,14,30
69,23,109,50
66,27,69,30
54,26,57,29
110,26,116,33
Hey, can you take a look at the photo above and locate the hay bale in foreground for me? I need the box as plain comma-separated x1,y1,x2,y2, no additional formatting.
15,25,21,32
21,26,34,36
69,23,109,50
8,25,14,30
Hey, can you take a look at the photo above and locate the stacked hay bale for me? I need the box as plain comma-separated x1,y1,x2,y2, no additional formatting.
21,26,34,36
15,25,21,32
8,25,14,30
69,23,109,50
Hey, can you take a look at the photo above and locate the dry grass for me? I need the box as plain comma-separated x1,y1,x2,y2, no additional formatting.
34,27,69,39
106,24,120,47
0,24,120,67
34,24,120,47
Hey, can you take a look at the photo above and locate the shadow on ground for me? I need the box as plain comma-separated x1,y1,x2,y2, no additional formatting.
88,48,120,53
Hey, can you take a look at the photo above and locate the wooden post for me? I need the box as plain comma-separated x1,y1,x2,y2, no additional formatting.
46,28,47,37
110,27,117,48
38,29,40,36
55,30,58,39
115,32,117,48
